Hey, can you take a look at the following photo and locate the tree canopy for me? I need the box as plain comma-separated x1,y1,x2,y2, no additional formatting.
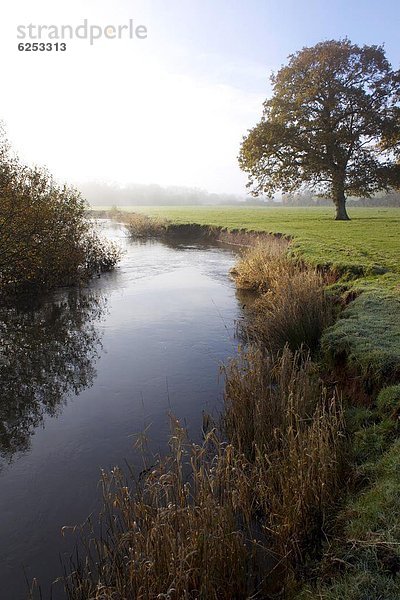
239,39,400,220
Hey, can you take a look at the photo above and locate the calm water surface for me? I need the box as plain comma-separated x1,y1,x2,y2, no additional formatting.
0,220,242,599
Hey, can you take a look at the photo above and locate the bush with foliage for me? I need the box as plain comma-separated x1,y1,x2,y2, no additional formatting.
0,128,120,296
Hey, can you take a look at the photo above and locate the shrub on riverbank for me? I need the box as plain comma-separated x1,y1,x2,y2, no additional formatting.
0,131,120,297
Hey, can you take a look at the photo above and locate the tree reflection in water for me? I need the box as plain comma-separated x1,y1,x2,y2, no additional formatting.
0,290,106,463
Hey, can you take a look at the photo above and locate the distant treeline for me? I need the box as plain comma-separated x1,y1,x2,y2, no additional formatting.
80,181,400,207
281,190,400,207
78,181,246,206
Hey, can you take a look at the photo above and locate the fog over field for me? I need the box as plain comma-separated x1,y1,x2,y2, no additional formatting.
78,180,247,206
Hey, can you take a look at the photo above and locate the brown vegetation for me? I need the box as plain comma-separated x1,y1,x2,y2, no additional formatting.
123,211,168,238
64,348,344,599
234,242,334,352
231,240,296,293
224,346,345,565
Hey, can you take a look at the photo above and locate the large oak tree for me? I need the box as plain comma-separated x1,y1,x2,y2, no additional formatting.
239,39,400,220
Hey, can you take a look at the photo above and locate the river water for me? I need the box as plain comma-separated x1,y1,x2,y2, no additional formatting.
0,220,243,599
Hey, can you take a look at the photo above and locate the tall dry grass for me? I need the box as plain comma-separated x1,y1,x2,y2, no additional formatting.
63,421,268,600
231,239,294,293
64,349,344,599
233,241,334,353
224,346,345,564
247,270,334,352
112,210,169,238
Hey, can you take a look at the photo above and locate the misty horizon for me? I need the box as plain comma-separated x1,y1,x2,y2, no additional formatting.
77,180,253,206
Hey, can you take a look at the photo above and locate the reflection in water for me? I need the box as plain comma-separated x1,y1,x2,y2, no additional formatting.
0,291,106,463
0,221,243,599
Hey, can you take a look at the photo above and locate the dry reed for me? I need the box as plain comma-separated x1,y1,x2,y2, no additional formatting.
231,240,296,293
234,241,334,352
224,346,345,564
64,349,344,599
111,211,169,238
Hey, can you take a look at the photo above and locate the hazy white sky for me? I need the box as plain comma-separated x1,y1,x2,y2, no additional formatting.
1,0,399,194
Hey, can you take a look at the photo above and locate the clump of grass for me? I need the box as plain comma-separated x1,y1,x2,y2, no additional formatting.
224,346,345,564
298,439,400,599
322,290,400,389
297,385,400,599
346,385,400,467
377,384,400,419
64,422,268,600
124,212,169,238
231,240,295,293
63,349,345,599
224,346,320,458
247,270,334,353
233,242,334,353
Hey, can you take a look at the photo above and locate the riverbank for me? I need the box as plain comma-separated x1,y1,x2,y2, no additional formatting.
97,207,400,389
96,206,400,598
109,206,399,384
76,209,400,599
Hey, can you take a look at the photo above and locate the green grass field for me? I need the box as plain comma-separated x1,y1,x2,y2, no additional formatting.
105,206,400,281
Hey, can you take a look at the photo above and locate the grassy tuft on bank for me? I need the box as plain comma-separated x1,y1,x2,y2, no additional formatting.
298,386,400,600
322,291,400,388
109,208,169,238
233,242,334,354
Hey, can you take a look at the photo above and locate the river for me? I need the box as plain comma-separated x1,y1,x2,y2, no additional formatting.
0,219,243,599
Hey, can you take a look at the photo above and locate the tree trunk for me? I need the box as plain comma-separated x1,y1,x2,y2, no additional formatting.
334,194,350,220
333,173,350,220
